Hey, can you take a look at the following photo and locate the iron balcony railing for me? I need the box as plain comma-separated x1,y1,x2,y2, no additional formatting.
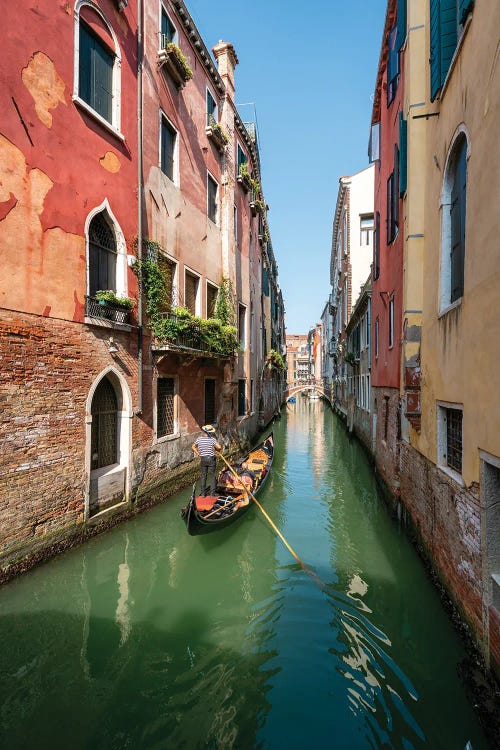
155,313,235,357
85,295,131,325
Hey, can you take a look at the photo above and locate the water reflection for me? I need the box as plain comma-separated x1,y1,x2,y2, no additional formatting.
0,400,490,749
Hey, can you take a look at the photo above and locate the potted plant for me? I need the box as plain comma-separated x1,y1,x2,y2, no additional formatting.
206,115,228,152
95,290,134,310
158,41,193,88
237,162,253,192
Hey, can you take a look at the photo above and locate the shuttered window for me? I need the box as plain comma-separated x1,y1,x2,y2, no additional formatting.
161,117,176,181
399,113,408,196
450,136,467,303
91,378,118,470
207,174,218,223
89,212,117,295
79,22,113,123
430,0,458,101
207,283,218,318
157,377,175,438
387,26,399,105
158,255,176,313
396,0,407,50
373,212,380,281
185,271,198,315
204,379,216,425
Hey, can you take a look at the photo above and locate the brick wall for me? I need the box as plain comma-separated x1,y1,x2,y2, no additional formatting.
400,440,484,641
372,386,400,495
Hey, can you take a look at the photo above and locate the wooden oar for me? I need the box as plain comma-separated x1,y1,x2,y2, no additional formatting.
217,451,325,590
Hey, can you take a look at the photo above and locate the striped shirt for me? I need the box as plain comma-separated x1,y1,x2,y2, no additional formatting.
194,435,218,457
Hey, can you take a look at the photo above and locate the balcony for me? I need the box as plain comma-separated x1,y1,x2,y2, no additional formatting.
85,295,131,326
236,164,253,193
206,114,228,153
158,39,193,89
152,312,237,359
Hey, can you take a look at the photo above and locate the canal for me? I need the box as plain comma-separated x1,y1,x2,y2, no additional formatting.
0,399,489,749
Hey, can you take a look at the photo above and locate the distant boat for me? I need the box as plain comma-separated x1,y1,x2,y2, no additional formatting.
288,396,296,404
309,392,319,400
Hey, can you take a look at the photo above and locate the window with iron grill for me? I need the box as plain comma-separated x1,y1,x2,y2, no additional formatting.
157,377,175,438
89,212,116,296
91,377,118,470
207,283,218,318
185,272,198,315
204,379,216,425
446,408,463,473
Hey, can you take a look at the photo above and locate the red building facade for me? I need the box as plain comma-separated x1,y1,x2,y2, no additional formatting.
369,0,405,496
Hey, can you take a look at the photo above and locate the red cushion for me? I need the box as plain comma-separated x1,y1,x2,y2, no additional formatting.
195,496,220,511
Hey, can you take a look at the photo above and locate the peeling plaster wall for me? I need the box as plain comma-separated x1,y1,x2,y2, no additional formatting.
0,0,138,321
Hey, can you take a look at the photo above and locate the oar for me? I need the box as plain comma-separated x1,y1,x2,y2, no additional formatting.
217,451,325,590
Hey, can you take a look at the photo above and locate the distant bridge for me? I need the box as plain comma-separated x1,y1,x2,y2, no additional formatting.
284,380,332,406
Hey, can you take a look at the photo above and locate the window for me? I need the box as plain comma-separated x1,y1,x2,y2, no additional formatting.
387,25,399,106
89,212,117,295
184,270,199,315
438,404,463,476
79,22,113,122
91,377,118,470
157,377,175,438
430,0,474,101
360,214,374,246
161,114,177,181
161,7,177,48
207,283,218,318
368,122,381,163
389,296,395,348
387,146,399,244
441,133,467,310
207,173,218,223
158,255,176,313
250,379,254,413
74,4,121,134
204,379,216,425
373,212,380,280
375,317,379,358
238,379,246,417
237,144,247,174
206,88,217,127
238,304,246,349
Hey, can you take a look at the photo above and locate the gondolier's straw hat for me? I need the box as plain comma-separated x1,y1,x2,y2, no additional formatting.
202,425,216,435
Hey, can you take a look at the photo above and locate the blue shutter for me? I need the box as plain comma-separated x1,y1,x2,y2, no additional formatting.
399,113,408,196
430,0,458,101
459,0,474,25
396,0,407,50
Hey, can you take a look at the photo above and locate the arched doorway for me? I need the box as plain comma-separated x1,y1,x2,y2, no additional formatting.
86,370,132,518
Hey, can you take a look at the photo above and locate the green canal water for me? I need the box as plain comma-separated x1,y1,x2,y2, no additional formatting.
0,399,489,749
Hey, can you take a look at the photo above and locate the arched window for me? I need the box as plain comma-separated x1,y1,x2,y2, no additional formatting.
74,1,122,134
440,131,468,311
89,211,117,295
91,377,119,470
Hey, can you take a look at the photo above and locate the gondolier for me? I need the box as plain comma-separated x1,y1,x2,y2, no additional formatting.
192,425,221,497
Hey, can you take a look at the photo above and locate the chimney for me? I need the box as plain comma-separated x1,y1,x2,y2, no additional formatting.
212,40,238,96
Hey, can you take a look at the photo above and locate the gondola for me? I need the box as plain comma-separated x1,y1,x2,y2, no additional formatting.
180,432,274,535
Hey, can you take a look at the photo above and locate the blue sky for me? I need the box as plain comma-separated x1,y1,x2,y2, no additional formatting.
188,0,387,333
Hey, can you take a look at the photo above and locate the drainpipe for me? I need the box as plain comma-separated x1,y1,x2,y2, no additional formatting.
136,0,143,415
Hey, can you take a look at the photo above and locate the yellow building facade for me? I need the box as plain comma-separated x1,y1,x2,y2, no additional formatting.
400,0,500,675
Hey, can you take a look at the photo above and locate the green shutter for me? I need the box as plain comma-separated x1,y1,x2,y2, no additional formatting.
459,0,474,25
396,0,407,50
399,113,408,196
430,0,458,101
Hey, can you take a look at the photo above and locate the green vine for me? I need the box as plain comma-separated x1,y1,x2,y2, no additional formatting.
133,243,237,355
267,349,286,370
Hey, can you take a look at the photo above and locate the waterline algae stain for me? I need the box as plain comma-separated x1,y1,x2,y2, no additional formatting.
0,400,489,748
